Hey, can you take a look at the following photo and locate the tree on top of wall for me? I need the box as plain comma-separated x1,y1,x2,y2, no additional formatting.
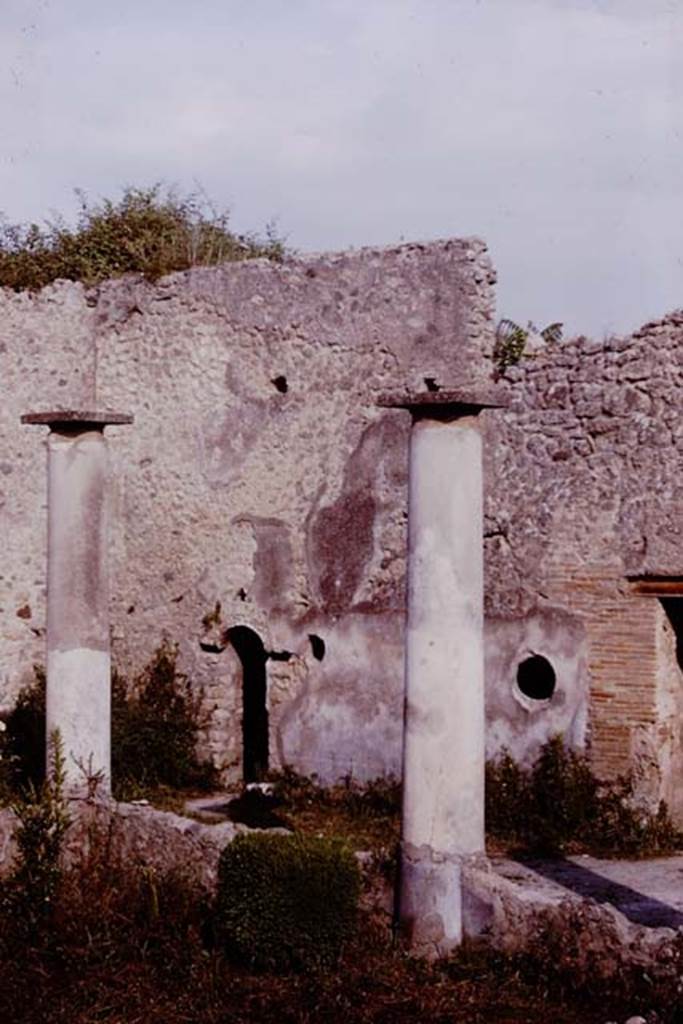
0,184,286,292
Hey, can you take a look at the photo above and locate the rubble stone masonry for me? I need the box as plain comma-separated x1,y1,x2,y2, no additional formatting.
1,242,681,817
485,315,683,818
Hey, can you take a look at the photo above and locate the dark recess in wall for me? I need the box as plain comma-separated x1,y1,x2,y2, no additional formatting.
309,634,326,661
227,626,269,783
662,599,683,671
517,654,556,702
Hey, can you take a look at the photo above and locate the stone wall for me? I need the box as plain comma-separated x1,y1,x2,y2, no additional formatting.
0,239,495,783
484,315,683,817
463,856,683,994
0,240,680,816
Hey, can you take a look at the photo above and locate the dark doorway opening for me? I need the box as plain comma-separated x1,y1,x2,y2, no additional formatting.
662,599,683,672
227,626,269,783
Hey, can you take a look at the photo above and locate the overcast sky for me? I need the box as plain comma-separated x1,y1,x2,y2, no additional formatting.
2,0,681,338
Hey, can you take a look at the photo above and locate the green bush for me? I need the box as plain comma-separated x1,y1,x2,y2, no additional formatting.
493,318,563,375
0,730,70,948
0,184,285,292
0,644,216,802
214,832,360,971
112,640,217,799
525,736,600,852
0,666,46,797
483,748,530,839
486,736,682,856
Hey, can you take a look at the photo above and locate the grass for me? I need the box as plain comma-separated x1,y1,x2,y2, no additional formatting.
0,734,680,1021
0,767,678,1024
267,769,401,853
0,841,647,1024
0,759,544,1022
187,742,682,864
3,662,680,869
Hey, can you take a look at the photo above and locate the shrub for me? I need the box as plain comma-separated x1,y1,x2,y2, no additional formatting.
525,736,600,852
484,749,530,840
493,318,529,373
112,640,217,798
486,736,683,856
0,666,46,796
214,832,361,971
0,730,70,948
0,184,285,292
0,825,665,1024
0,644,216,802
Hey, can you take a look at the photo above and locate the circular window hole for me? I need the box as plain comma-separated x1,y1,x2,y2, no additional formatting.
516,655,556,702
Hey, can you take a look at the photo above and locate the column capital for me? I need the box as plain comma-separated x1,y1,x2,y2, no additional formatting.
21,409,133,430
377,388,507,421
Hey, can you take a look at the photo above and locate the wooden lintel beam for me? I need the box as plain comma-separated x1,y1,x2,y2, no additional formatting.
627,577,683,597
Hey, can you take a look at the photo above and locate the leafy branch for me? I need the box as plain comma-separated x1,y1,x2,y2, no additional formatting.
493,318,563,374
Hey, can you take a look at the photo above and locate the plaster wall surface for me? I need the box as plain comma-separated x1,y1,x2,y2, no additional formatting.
484,607,588,764
1,240,495,784
0,283,95,694
0,242,681,811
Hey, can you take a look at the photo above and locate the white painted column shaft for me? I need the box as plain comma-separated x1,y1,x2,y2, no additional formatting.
400,414,485,955
47,428,111,796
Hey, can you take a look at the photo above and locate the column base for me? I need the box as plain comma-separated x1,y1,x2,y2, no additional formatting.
47,648,111,799
398,842,463,957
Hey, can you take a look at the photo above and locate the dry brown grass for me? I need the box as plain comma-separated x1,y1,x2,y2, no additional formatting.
0,808,672,1024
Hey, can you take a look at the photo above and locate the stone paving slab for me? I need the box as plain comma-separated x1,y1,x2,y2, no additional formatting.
494,854,683,929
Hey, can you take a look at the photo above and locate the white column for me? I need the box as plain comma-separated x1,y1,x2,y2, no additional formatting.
23,411,132,798
399,413,485,955
47,427,112,795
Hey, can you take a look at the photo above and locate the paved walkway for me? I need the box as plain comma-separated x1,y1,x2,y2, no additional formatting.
495,853,683,929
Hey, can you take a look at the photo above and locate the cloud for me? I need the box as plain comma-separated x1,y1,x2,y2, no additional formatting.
0,0,681,336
